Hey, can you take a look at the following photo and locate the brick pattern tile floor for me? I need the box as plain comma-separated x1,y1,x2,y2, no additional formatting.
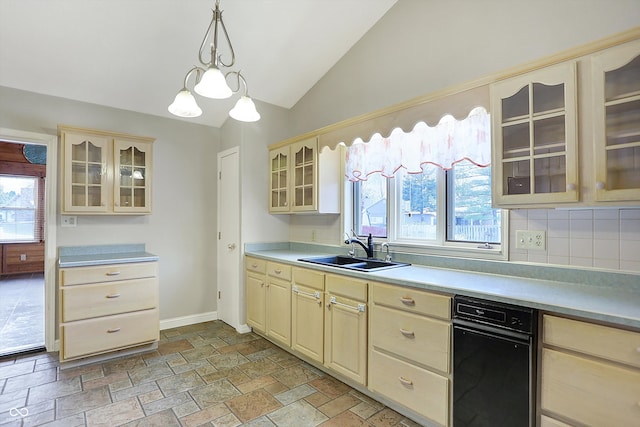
0,321,424,426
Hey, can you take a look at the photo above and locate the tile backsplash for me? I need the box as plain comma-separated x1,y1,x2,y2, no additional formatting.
290,208,640,274
509,208,640,273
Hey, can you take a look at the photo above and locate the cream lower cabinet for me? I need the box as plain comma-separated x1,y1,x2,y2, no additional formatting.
540,314,640,426
291,267,325,363
59,261,159,363
245,257,267,333
368,282,452,427
265,261,292,347
324,274,368,385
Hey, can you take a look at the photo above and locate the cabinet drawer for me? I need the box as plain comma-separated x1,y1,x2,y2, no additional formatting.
543,315,640,368
326,274,367,302
266,261,292,281
61,309,159,360
369,349,449,426
293,267,324,291
61,277,158,322
61,262,158,286
245,257,266,274
371,304,451,373
371,282,451,320
541,348,640,427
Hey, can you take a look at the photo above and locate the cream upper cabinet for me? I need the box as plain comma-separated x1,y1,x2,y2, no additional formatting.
60,126,154,214
491,61,578,207
268,136,341,214
592,39,640,202
269,146,290,212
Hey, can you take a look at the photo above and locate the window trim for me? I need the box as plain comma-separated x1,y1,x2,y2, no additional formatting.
346,166,509,261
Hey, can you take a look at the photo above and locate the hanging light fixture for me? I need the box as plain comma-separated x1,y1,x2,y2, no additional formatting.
168,0,260,122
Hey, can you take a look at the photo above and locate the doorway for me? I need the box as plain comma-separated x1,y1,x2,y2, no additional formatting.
0,128,57,357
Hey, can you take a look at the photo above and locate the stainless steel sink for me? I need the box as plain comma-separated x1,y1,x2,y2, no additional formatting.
298,255,410,272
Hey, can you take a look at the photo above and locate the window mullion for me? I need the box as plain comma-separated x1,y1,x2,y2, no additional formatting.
436,168,447,245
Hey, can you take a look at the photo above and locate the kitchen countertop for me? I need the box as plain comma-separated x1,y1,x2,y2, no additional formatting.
58,244,159,268
246,243,640,329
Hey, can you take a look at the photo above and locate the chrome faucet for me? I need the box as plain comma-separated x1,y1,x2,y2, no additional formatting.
345,232,374,259
381,242,392,261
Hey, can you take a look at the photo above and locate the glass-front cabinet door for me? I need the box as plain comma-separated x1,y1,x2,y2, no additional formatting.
114,139,152,213
269,147,290,212
63,131,109,213
592,39,640,202
491,62,578,206
291,137,318,212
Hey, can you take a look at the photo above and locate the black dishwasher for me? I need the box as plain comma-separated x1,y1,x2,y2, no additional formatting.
452,295,537,427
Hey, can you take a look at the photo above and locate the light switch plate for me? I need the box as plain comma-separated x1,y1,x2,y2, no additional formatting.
515,230,546,250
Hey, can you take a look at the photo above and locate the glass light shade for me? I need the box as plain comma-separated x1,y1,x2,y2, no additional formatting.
194,67,233,99
229,96,261,122
168,90,202,117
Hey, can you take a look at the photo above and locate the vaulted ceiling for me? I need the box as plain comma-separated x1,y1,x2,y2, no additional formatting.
0,0,397,127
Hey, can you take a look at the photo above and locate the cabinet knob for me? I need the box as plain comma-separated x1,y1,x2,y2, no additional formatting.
400,328,415,338
596,181,606,190
400,297,415,305
398,377,413,387
566,183,576,191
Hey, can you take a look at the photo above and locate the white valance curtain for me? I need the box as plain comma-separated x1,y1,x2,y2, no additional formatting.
345,106,491,181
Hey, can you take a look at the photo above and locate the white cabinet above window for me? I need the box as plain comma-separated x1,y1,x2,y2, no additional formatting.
268,136,341,214
59,125,154,214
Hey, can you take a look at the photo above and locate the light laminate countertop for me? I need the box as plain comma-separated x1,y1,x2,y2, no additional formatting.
246,246,640,330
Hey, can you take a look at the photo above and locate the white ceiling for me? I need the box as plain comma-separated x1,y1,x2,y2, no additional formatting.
0,0,397,128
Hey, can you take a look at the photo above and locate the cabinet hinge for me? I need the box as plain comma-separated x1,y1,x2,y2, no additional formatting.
218,232,221,239
219,172,221,180
218,291,221,299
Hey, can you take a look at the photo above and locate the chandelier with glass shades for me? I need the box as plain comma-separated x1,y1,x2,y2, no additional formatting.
168,0,260,122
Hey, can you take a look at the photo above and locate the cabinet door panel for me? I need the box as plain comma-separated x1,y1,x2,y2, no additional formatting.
266,277,291,346
63,131,109,212
61,262,158,286
245,271,266,333
291,285,324,363
324,293,367,385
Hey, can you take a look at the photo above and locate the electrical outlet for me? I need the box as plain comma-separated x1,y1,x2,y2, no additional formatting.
20,254,27,261
311,230,317,242
515,230,546,250
61,215,77,227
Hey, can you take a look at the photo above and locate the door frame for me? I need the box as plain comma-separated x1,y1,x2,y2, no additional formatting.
0,127,58,352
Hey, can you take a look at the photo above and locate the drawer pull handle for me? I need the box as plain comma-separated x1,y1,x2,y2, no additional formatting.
400,328,415,338
398,377,413,387
107,328,121,333
274,269,282,274
106,293,121,299
251,263,258,268
400,297,415,305
106,271,121,276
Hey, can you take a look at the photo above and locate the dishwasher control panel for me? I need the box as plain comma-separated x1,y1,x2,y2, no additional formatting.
453,295,536,334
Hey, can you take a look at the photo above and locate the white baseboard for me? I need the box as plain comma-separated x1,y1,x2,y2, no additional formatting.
160,311,218,330
236,323,251,334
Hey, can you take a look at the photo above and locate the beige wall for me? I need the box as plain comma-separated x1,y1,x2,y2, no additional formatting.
285,0,640,273
0,85,220,321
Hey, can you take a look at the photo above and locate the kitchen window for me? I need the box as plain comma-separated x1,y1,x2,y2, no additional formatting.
0,175,42,242
347,107,507,259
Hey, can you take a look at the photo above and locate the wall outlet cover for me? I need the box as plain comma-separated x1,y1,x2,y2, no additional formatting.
515,230,546,250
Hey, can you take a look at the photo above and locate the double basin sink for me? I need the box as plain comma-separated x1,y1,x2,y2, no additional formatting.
298,255,410,272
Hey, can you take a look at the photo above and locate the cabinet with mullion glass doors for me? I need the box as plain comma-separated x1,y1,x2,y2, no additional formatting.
491,61,578,207
592,39,640,202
